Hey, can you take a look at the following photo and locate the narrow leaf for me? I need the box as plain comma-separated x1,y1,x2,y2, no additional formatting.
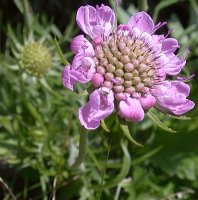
167,114,191,120
13,0,23,14
74,90,89,97
53,38,69,65
120,123,143,147
101,120,110,132
147,110,177,133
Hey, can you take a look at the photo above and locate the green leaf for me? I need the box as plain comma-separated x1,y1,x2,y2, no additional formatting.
101,120,110,132
119,118,143,147
147,110,177,133
13,0,23,14
53,38,69,65
167,114,191,120
0,116,13,134
74,90,89,97
153,0,180,22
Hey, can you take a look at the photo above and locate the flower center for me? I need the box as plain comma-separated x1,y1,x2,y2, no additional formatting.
92,32,164,101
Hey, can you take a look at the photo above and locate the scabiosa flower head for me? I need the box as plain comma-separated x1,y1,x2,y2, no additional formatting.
62,5,195,129
19,42,52,77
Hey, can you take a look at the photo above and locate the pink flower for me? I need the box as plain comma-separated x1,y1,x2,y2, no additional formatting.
79,87,114,129
62,5,195,129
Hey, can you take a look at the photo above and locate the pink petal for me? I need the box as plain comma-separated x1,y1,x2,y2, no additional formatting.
76,6,96,38
169,100,195,115
76,5,115,39
162,38,179,53
62,65,77,90
79,102,100,130
78,87,114,130
70,35,94,55
164,53,186,76
153,81,195,115
140,95,156,110
128,11,154,33
119,98,144,122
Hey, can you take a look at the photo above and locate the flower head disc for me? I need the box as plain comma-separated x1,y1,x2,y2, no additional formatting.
19,42,52,77
62,5,195,129
92,30,164,102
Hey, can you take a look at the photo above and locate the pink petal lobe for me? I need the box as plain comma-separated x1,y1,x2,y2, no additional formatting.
119,98,144,122
128,11,154,33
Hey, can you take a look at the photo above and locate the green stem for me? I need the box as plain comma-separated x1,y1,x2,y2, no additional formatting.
138,0,148,11
0,176,16,200
114,0,119,31
70,131,88,168
97,138,112,200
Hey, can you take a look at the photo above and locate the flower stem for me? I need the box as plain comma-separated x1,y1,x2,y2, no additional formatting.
0,176,17,200
70,131,88,168
138,0,148,11
97,137,112,200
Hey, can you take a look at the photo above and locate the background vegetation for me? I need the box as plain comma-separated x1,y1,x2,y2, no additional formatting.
0,0,198,199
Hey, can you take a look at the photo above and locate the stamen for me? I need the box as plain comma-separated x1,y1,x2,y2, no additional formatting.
152,22,167,34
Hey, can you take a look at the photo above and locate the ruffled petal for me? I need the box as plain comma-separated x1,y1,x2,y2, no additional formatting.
76,5,115,39
62,65,77,91
164,53,186,76
70,55,96,83
78,87,114,130
70,35,94,55
153,81,195,115
168,100,195,115
128,11,154,33
76,6,96,38
79,102,100,129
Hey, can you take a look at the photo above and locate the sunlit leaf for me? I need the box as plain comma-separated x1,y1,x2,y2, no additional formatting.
167,114,191,120
147,110,177,133
53,38,69,65
101,120,110,132
119,119,143,147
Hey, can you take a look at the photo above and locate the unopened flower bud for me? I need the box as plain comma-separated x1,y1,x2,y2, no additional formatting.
91,73,104,87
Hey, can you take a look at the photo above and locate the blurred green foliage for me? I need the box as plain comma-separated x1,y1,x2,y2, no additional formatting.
0,0,198,199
